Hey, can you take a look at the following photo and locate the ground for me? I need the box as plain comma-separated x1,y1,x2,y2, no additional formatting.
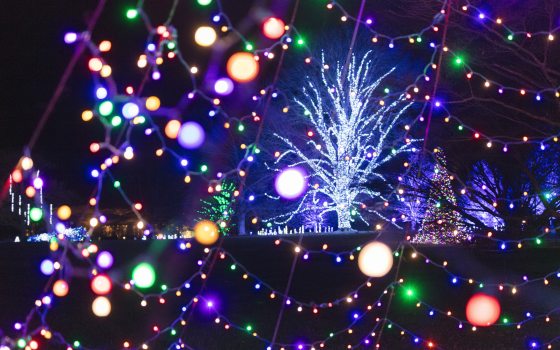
0,234,558,349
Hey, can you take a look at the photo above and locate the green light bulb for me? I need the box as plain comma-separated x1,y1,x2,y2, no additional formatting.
111,116,122,127
453,55,465,67
30,207,43,222
197,0,212,5
132,262,156,289
98,101,114,117
126,8,138,19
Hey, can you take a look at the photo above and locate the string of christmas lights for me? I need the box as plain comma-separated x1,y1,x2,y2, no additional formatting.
5,0,560,349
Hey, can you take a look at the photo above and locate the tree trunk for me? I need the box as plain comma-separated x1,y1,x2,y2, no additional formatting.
336,208,352,230
238,211,246,235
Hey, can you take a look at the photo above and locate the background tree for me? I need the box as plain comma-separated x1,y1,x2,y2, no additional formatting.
460,146,560,236
197,180,237,235
267,50,417,230
412,148,469,244
395,152,432,232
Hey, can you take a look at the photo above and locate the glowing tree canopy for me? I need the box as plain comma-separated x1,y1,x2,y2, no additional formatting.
269,51,416,230
412,148,469,244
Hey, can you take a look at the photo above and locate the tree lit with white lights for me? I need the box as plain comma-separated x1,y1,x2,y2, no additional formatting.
269,51,416,230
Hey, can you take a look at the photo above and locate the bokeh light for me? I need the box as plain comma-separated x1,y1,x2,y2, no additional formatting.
82,110,94,122
98,101,114,116
164,120,181,139
226,52,259,83
262,17,285,39
53,280,69,297
33,177,43,189
29,208,43,222
11,169,23,183
100,65,112,78
99,40,112,52
214,77,234,95
125,8,138,19
466,293,501,326
64,32,78,44
57,205,72,220
357,241,393,277
274,167,307,199
97,251,114,269
145,96,160,111
91,275,112,295
111,116,122,127
21,157,33,171
89,217,99,227
178,122,205,149
122,102,139,119
40,259,54,275
132,262,156,289
92,296,111,317
88,58,103,72
25,186,36,198
95,86,108,99
194,220,219,245
194,26,217,47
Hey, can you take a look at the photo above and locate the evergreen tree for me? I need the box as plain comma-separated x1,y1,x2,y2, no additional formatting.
412,149,469,244
197,181,236,235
